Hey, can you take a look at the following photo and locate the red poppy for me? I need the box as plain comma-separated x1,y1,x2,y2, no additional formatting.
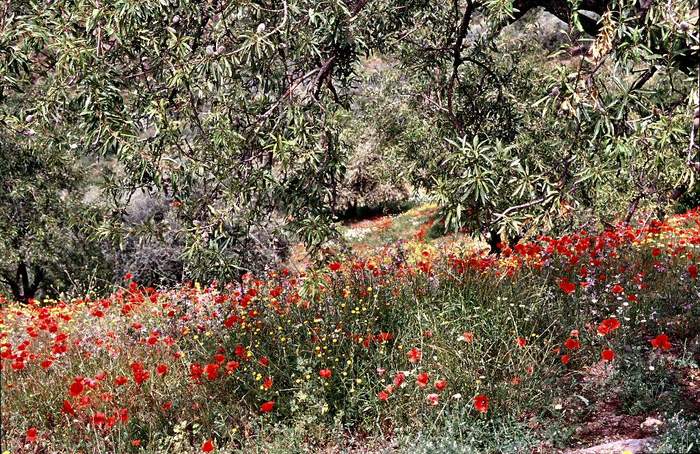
156,364,168,376
201,439,215,452
328,262,342,272
258,356,270,367
226,360,240,373
393,372,406,387
407,347,422,364
426,393,439,406
40,359,53,369
462,331,474,343
115,375,128,386
650,333,672,351
190,363,203,381
61,400,75,415
263,376,273,390
131,440,141,447
260,401,275,413
213,354,226,364
563,338,580,350
204,363,219,380
162,401,173,411
597,318,621,335
234,344,247,359
26,427,37,443
69,380,84,397
516,337,527,348
416,372,430,388
434,379,447,392
689,264,698,279
601,348,615,361
473,394,489,413
378,391,389,401
560,354,570,365
559,278,576,294
319,368,332,379
131,363,150,385
611,284,624,294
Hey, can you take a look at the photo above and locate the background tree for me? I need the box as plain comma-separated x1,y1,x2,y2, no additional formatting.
1,0,698,298
0,130,111,302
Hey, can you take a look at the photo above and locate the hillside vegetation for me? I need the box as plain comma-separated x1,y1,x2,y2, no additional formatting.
2,208,700,452
1,0,699,452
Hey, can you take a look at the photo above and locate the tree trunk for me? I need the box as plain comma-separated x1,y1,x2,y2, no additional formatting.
3,261,44,304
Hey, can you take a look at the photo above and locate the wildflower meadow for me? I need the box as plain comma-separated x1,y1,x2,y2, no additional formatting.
2,209,699,452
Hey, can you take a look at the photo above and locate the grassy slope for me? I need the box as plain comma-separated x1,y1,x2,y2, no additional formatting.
1,206,700,453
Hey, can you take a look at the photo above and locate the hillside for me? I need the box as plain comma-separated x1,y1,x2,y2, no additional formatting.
2,209,699,452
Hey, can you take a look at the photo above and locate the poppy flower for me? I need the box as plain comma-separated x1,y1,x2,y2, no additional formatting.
213,354,226,364
226,361,240,373
258,356,270,367
328,262,341,272
393,372,406,387
650,333,671,351
201,439,215,452
689,263,698,279
263,376,273,390
461,331,474,343
61,400,75,415
156,364,168,376
563,338,580,350
416,372,430,388
26,427,37,443
260,401,275,413
162,401,173,411
204,363,219,380
434,379,447,392
601,348,615,361
611,284,624,294
377,391,389,401
40,359,53,369
560,354,570,365
516,337,527,348
131,439,141,447
234,344,247,359
69,380,84,397
473,394,489,413
319,368,332,379
597,318,621,335
407,347,422,364
115,376,128,386
426,393,439,406
559,278,576,294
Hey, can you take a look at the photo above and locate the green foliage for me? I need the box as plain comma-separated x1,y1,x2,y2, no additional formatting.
0,130,111,300
1,0,698,294
0,0,382,284
653,413,700,454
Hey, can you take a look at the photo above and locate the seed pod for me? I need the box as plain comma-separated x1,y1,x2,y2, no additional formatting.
25,114,34,122
172,15,180,24
257,23,266,34
205,45,215,56
694,117,700,129
550,86,560,98
679,21,689,32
